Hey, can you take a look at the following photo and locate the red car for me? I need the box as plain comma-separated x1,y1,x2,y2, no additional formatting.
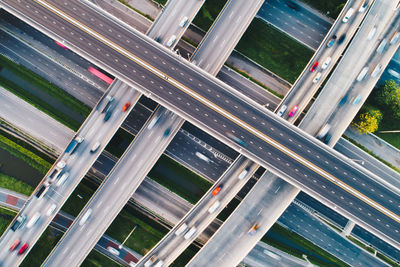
18,243,28,255
288,105,299,117
212,184,223,196
310,61,318,72
9,239,20,251
122,102,131,112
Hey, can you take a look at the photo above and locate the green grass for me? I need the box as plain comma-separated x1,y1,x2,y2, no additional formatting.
0,54,91,117
0,173,34,196
61,179,98,217
262,224,350,267
82,250,121,267
0,76,81,131
377,252,400,267
347,236,375,254
0,207,16,235
21,228,62,267
235,18,313,84
148,155,212,204
151,0,167,5
376,114,400,150
0,132,52,174
105,205,167,255
192,0,228,31
300,0,346,19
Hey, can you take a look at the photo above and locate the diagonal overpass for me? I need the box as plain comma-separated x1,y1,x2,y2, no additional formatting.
1,0,400,254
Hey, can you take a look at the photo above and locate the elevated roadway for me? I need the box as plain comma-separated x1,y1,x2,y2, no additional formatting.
301,9,400,145
190,0,265,75
2,0,400,249
43,108,183,266
0,80,140,265
279,0,371,122
136,157,258,266
146,0,204,48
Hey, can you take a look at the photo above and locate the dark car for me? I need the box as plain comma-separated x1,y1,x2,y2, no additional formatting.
327,35,337,47
163,128,171,137
11,214,27,231
104,110,112,121
338,34,346,44
286,1,299,10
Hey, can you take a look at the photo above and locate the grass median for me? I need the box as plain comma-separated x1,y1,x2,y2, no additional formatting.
0,173,33,196
235,18,313,84
0,207,16,235
0,55,89,131
0,54,91,118
0,130,52,175
148,155,212,204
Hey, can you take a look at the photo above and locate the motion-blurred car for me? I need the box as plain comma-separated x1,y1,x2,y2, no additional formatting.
288,105,298,117
312,72,322,83
226,132,247,147
212,184,223,196
327,35,337,47
9,239,20,251
122,102,130,112
248,223,260,236
18,243,28,255
321,57,332,70
310,61,318,72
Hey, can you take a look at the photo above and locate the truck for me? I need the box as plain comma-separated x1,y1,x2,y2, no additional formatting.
65,136,84,154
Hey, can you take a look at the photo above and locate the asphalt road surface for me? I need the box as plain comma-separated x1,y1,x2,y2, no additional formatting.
3,0,400,248
257,0,332,50
191,0,264,75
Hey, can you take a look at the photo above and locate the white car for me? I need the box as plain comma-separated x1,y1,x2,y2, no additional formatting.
312,72,322,83
90,141,101,153
56,160,66,169
195,152,210,162
179,16,188,27
321,57,331,70
238,167,249,180
166,35,176,47
371,64,382,78
342,8,354,23
356,67,369,81
107,246,120,256
277,105,287,117
56,172,69,187
27,212,41,228
79,209,92,226
46,203,57,216
208,201,221,214
390,32,400,45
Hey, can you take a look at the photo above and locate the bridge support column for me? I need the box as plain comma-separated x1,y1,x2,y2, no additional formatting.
341,220,355,237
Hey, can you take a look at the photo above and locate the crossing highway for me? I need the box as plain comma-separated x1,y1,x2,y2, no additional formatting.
279,0,372,122
0,80,140,265
146,0,203,48
301,8,400,145
2,0,400,249
191,0,265,75
43,108,183,266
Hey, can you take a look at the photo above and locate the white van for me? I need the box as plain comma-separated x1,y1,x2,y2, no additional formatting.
166,35,176,47
356,67,369,81
376,39,387,54
46,203,57,216
277,105,287,117
56,172,69,187
371,64,382,78
238,167,249,180
208,201,220,214
79,209,92,226
175,223,188,236
342,8,354,23
321,57,331,70
27,212,41,228
179,16,188,27
90,141,101,153
183,226,197,240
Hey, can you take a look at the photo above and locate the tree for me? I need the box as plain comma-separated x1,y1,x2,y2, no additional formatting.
356,109,382,134
375,80,400,118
